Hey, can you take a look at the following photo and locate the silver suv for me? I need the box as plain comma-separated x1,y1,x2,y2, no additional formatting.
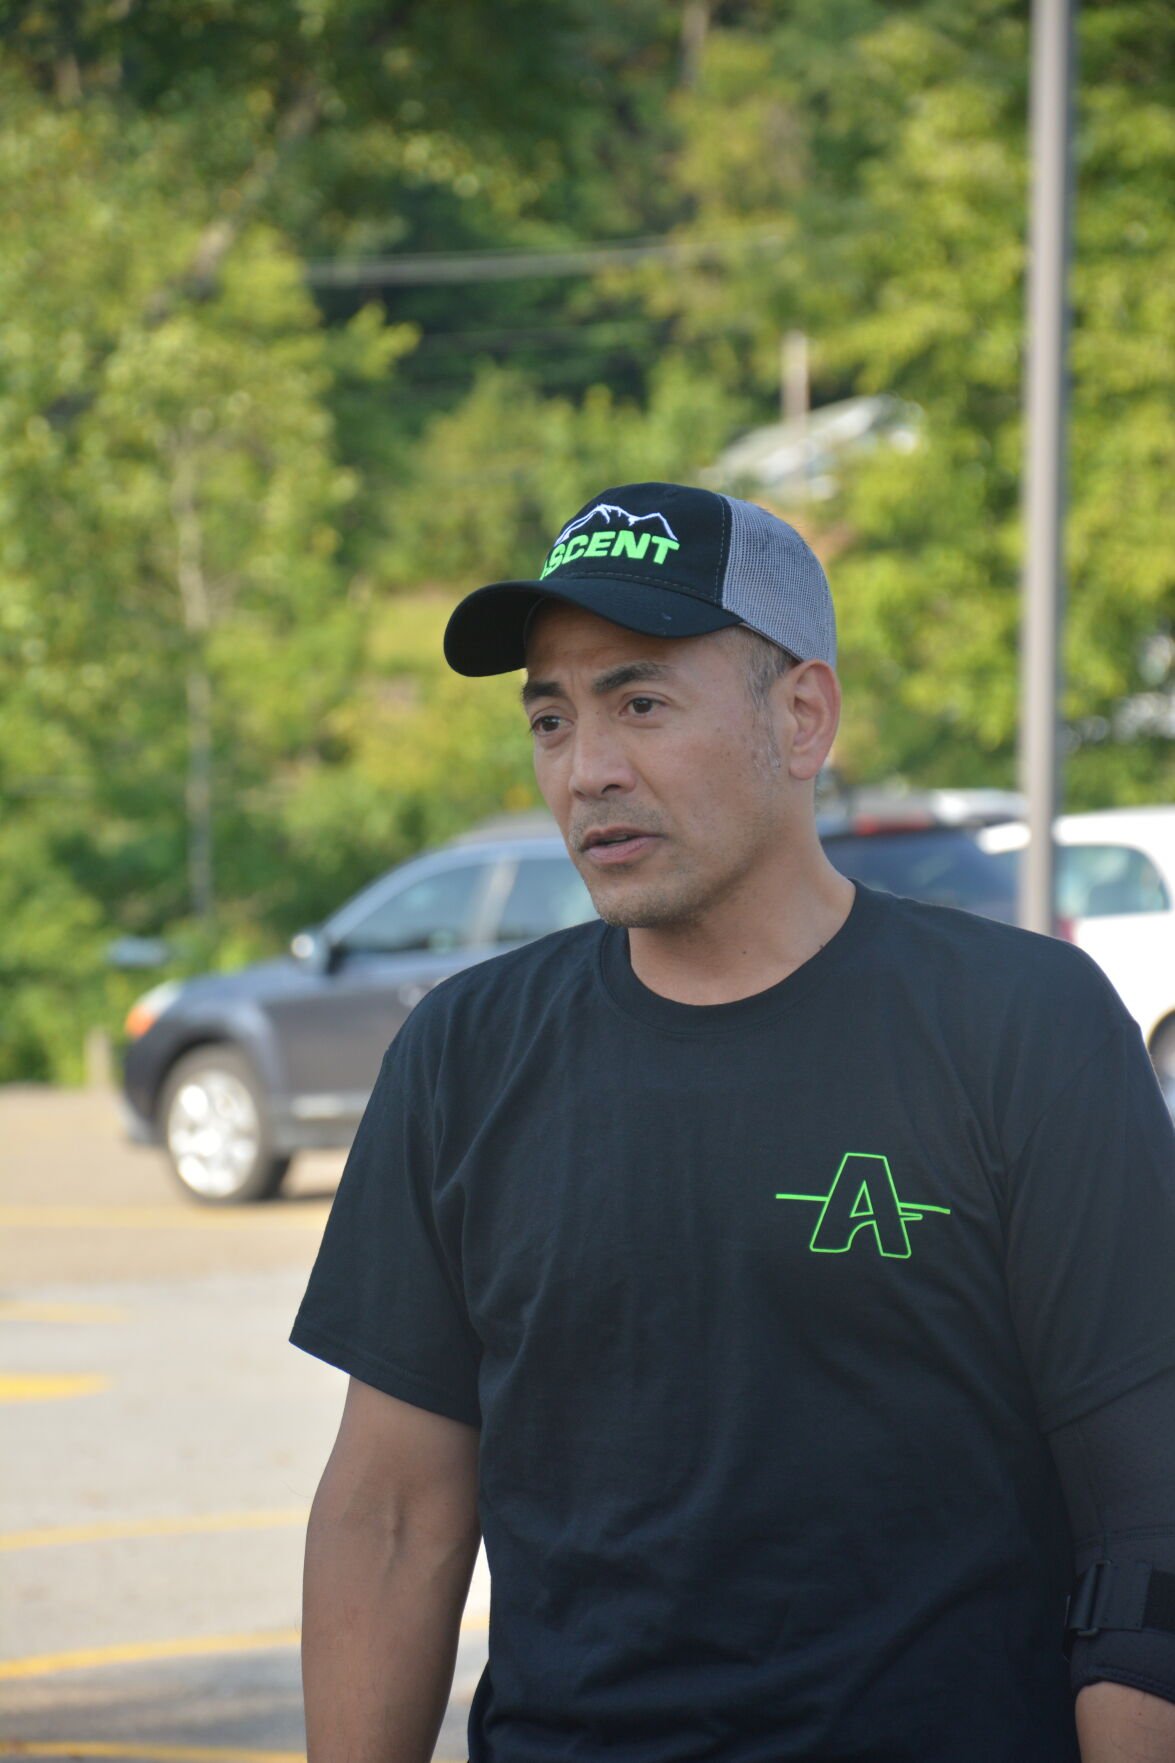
121,819,595,1204
122,810,1016,1204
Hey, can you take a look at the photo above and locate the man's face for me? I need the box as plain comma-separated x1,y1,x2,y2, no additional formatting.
522,603,806,930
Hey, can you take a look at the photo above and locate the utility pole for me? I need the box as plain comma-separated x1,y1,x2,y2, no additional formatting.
782,330,809,427
1020,0,1077,934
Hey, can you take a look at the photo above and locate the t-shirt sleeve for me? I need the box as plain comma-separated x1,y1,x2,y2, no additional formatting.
1003,1016,1175,1432
289,1031,481,1427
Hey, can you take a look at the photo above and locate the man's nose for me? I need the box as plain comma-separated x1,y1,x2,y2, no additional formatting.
567,712,636,799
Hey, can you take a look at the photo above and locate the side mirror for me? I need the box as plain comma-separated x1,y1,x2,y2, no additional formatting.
107,936,172,971
290,927,336,974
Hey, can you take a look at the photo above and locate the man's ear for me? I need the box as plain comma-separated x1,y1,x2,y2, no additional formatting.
785,661,841,782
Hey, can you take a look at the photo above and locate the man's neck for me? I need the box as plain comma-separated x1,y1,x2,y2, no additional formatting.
626,861,856,1007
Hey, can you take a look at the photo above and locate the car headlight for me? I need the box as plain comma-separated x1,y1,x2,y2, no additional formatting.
124,980,183,1041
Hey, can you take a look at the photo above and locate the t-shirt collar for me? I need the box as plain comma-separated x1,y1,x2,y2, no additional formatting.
597,880,878,1037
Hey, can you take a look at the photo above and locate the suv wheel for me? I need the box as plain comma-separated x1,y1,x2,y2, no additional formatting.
160,1047,290,1205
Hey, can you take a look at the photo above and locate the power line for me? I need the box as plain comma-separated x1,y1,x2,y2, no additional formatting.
305,229,783,289
412,317,667,350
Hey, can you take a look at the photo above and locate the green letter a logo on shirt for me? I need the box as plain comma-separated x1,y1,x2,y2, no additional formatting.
776,1153,951,1258
809,1153,912,1258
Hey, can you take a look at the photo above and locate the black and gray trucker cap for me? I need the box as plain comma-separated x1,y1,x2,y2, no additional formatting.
443,481,836,677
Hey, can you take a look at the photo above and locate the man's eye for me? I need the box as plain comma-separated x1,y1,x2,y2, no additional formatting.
530,714,563,736
628,697,660,716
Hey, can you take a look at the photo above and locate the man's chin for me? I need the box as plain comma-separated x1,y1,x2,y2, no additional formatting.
587,880,700,931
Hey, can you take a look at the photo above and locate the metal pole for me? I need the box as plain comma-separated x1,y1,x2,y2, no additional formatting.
782,330,809,427
1019,0,1076,935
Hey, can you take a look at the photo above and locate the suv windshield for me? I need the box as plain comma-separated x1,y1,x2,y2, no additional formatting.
823,828,1016,918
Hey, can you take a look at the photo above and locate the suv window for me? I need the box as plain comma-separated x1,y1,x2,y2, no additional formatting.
338,862,492,955
496,856,596,943
822,828,1015,912
1058,845,1170,918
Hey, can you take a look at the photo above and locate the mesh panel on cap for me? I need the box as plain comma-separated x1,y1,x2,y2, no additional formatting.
719,495,837,666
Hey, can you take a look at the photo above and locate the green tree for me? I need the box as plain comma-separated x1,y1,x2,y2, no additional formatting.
2,0,1171,1083
0,75,391,1076
660,0,1174,800
0,3,679,1079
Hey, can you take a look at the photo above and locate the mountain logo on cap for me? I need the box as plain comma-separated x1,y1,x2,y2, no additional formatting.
540,504,681,581
553,503,679,548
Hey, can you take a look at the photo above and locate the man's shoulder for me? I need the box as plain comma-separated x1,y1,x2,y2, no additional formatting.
864,884,1131,1038
871,883,1099,973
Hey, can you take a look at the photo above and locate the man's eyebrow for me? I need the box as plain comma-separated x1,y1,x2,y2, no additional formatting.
520,677,561,708
590,661,673,696
520,660,673,709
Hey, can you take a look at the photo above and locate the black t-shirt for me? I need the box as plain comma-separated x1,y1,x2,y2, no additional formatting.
291,882,1175,1763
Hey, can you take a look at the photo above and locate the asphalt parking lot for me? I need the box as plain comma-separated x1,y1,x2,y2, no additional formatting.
0,1084,487,1763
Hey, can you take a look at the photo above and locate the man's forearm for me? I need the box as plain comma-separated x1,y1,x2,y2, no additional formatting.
1077,1681,1175,1762
302,1471,480,1763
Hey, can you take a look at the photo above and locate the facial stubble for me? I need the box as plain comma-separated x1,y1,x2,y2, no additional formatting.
579,702,787,932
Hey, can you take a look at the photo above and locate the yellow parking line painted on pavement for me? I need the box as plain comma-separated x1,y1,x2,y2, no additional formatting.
0,1300,129,1325
0,1373,109,1404
0,1745,309,1762
0,1610,489,1681
0,1628,302,1681
0,1207,324,1231
0,1506,310,1552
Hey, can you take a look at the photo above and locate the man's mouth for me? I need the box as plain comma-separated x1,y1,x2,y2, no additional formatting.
579,827,660,866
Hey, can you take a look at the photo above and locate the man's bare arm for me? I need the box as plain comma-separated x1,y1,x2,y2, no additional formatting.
302,1376,481,1763
1077,1682,1175,1761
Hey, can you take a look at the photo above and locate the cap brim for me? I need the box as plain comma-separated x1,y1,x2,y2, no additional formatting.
443,576,740,677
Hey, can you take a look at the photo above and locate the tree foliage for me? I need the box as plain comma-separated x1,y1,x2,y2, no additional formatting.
0,0,1170,1080
659,1,1174,790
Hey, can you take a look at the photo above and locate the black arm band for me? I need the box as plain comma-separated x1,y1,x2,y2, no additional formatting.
1049,1364,1175,1703
1064,1560,1175,1656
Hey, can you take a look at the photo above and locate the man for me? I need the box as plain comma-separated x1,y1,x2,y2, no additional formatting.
293,483,1175,1762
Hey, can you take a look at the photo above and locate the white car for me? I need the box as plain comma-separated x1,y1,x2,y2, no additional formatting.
977,807,1175,1102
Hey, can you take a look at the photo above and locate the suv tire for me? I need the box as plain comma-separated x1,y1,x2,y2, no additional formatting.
160,1046,291,1205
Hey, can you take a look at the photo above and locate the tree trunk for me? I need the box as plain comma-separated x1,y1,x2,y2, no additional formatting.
148,83,320,317
45,83,321,425
171,450,216,929
184,664,215,928
680,0,710,88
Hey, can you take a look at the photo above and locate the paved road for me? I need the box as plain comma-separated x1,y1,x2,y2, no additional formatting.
0,1085,488,1763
